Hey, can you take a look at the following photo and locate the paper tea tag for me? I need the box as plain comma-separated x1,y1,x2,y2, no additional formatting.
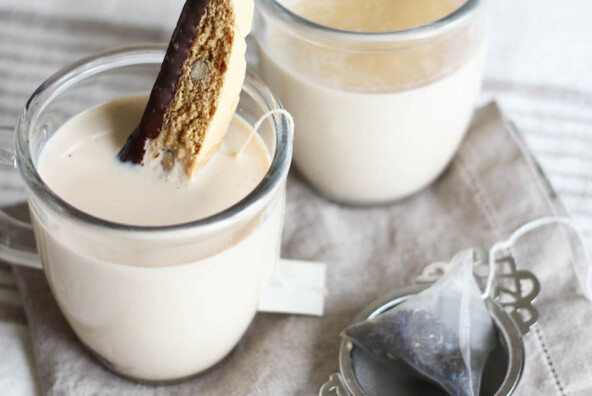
258,259,327,317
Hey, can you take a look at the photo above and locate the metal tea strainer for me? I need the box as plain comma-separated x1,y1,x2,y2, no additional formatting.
320,254,540,396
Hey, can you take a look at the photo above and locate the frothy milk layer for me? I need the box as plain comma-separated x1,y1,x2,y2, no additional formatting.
282,0,467,32
38,95,270,226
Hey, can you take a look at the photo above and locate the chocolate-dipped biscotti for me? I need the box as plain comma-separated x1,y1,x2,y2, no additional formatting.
118,0,254,178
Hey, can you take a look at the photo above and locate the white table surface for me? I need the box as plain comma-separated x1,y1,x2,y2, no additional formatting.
0,0,591,395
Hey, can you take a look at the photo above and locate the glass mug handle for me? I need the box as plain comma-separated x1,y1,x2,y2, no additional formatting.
0,125,42,269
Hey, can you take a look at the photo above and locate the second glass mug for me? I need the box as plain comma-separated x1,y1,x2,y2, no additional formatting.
255,0,489,204
0,45,293,382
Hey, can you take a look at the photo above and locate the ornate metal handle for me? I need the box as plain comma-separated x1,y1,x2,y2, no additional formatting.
417,249,540,336
493,255,540,336
319,373,349,396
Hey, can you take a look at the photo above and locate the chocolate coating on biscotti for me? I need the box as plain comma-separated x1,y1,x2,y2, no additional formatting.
118,0,210,164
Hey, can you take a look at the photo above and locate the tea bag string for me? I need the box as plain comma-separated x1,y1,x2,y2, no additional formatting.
482,216,591,299
234,109,294,158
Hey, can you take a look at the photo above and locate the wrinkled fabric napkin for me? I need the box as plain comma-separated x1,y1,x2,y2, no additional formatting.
0,1,591,395
10,102,592,395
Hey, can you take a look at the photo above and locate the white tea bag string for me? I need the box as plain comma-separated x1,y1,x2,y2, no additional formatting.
482,216,592,299
234,109,294,158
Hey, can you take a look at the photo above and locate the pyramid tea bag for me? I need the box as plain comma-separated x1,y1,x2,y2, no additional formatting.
344,250,495,396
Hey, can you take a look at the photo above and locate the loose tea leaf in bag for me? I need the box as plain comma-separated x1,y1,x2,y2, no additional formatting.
344,249,495,396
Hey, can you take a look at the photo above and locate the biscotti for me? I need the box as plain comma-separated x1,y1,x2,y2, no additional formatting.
118,0,254,178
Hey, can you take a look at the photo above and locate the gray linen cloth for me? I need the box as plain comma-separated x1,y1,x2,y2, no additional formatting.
11,103,592,395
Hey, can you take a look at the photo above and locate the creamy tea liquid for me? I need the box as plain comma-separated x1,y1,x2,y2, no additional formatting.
284,0,467,32
257,0,486,203
31,95,284,380
39,95,270,226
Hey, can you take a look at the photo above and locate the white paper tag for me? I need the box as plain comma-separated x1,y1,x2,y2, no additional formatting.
258,259,327,317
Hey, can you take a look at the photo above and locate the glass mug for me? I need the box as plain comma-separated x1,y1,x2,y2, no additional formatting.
0,45,293,382
255,0,489,204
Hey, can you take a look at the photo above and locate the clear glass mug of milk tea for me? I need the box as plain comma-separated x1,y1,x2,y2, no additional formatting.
0,46,292,382
255,0,488,204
